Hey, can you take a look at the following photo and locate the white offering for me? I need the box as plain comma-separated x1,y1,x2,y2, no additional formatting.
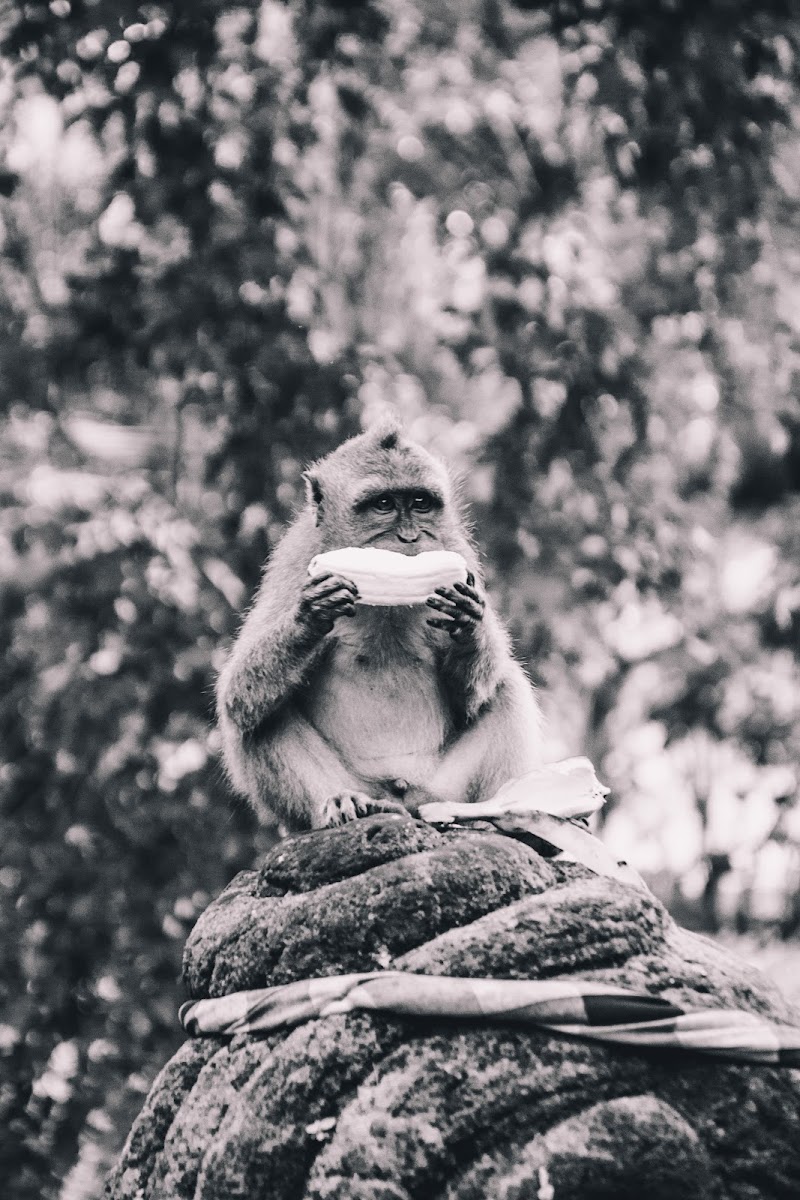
308,546,469,606
418,757,610,824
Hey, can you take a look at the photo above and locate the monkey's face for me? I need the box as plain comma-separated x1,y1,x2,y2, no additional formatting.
350,487,446,554
307,428,461,555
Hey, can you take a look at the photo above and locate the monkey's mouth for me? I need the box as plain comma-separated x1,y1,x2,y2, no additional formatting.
369,535,439,556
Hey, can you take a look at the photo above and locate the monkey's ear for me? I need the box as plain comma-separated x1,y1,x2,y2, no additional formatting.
303,470,324,523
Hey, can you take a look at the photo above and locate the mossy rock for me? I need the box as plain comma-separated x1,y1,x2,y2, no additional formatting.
106,814,800,1199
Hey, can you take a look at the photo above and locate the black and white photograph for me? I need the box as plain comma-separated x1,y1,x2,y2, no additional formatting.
2,2,800,1197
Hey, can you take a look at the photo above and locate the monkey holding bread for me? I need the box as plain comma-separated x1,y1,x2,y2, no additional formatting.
217,423,543,830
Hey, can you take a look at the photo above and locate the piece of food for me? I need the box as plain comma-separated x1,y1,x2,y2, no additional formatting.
307,547,469,606
418,757,610,824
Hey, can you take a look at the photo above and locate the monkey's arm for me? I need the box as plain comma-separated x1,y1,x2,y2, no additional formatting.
221,703,406,830
408,665,543,808
218,571,357,735
427,579,511,722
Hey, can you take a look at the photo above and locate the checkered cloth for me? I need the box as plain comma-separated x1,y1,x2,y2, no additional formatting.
180,971,800,1066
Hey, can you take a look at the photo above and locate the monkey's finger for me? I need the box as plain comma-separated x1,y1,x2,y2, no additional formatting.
324,793,360,824
426,616,456,630
351,793,373,817
449,593,484,620
329,594,357,609
430,595,482,625
319,605,356,625
453,581,485,606
430,584,483,613
330,601,356,619
304,571,358,593
332,573,359,597
426,594,460,615
311,586,360,609
302,587,352,611
302,570,341,595
316,586,359,605
304,575,359,601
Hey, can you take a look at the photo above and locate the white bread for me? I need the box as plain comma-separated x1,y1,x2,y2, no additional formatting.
308,546,469,606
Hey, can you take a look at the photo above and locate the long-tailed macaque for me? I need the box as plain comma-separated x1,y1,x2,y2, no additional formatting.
217,423,543,829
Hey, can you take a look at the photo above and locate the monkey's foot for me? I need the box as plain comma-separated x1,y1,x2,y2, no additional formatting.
320,792,408,827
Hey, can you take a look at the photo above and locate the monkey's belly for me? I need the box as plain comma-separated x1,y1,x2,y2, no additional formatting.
303,665,448,784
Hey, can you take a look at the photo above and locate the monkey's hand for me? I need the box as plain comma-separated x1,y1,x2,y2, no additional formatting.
318,790,409,827
298,571,358,639
425,573,485,646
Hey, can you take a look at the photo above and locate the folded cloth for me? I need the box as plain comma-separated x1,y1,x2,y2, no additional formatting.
180,970,800,1066
418,758,642,885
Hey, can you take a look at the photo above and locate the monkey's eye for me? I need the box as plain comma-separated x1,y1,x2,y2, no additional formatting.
369,494,396,514
410,492,433,512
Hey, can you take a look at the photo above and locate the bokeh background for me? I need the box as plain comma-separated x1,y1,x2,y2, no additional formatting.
3,1,800,1195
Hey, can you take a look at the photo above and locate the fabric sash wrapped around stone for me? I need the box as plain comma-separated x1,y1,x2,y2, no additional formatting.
106,814,800,1200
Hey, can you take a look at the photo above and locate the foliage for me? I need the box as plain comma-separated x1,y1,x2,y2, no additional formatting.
2,0,800,1195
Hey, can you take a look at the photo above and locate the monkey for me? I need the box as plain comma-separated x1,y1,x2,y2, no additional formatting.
216,422,544,830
